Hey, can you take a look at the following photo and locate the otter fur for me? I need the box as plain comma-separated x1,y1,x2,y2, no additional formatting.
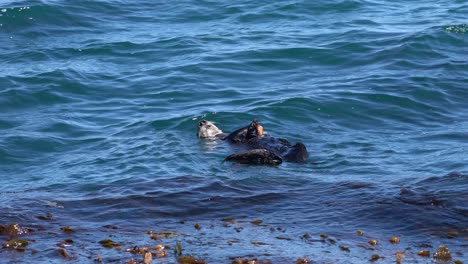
197,119,308,165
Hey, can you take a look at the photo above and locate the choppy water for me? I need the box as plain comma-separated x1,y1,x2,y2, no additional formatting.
1,1,467,263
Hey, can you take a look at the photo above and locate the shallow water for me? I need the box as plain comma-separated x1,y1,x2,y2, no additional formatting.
1,1,467,263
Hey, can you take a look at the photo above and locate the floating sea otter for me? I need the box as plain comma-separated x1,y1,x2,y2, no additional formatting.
197,119,308,165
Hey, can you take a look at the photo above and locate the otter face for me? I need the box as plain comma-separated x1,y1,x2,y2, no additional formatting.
197,120,223,138
246,119,267,140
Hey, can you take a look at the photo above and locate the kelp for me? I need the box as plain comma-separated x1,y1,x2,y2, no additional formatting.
2,239,29,249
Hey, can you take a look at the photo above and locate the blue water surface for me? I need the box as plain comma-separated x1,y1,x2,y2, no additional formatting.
0,1,467,263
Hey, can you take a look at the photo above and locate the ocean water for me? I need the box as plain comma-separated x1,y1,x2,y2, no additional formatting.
0,0,467,263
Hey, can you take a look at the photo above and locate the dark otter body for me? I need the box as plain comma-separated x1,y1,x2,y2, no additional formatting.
221,119,308,165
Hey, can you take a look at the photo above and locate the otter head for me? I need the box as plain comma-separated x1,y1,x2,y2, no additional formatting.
245,119,267,140
197,120,223,138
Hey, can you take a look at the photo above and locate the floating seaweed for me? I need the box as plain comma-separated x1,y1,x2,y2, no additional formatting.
149,231,180,240
143,251,152,264
151,244,168,258
356,243,374,251
3,223,28,237
174,241,183,256
275,236,292,241
433,245,452,261
227,239,241,245
251,241,269,246
58,248,72,259
232,258,271,264
177,255,206,264
158,231,179,238
154,244,164,251
0,216,464,263
56,239,74,247
125,245,168,259
395,252,404,264
250,220,263,226
60,226,75,233
153,250,168,258
339,245,350,252
370,254,382,261
2,239,29,249
445,24,468,33
446,231,458,238
234,227,244,233
296,258,311,264
37,213,53,221
126,259,137,264
99,239,120,249
126,246,147,254
389,236,400,244
222,217,236,224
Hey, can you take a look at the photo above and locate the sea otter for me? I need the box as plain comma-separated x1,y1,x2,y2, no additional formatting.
197,119,308,165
